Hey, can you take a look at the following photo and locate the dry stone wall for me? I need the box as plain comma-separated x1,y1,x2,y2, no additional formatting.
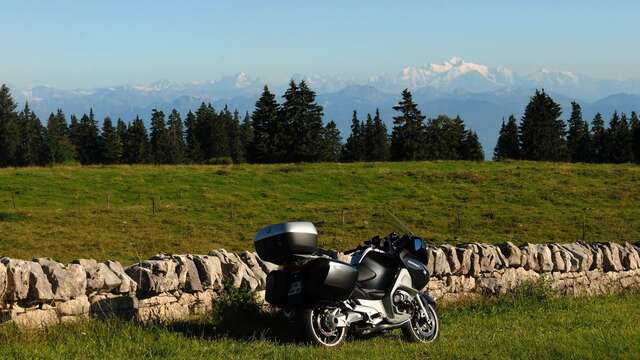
1,242,639,328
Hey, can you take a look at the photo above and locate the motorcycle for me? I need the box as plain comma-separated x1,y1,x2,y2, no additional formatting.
254,221,439,347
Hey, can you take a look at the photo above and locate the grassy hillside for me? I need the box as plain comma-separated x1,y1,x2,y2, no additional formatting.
0,161,639,263
1,290,638,359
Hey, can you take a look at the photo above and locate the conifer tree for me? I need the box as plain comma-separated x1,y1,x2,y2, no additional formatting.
167,109,185,164
16,102,48,166
367,109,390,161
240,112,253,162
342,111,365,162
281,80,324,162
149,109,170,163
518,89,567,161
565,102,591,163
424,115,462,160
75,109,100,164
319,120,342,162
115,118,127,163
590,113,606,163
184,110,202,162
46,109,75,164
124,116,150,164
363,113,375,160
69,114,80,152
227,109,245,163
604,112,633,163
250,86,280,163
390,89,426,161
460,130,484,161
631,111,640,163
0,84,19,167
100,117,121,164
493,115,520,160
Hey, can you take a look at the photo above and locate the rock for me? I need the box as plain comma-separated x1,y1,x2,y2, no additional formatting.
562,243,593,272
239,251,268,288
171,255,204,292
104,260,137,294
192,255,223,290
26,262,54,302
548,244,567,272
440,245,461,274
89,294,137,319
125,259,180,296
601,243,623,272
537,245,554,272
135,301,189,323
56,295,90,316
455,246,473,275
35,258,86,300
477,244,500,272
138,293,178,308
1,258,32,301
209,249,260,291
72,259,107,293
8,308,58,328
590,245,604,271
0,263,6,301
620,243,640,270
522,244,539,271
498,241,522,267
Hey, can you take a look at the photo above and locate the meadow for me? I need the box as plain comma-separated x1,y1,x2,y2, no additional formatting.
0,286,638,359
0,161,639,263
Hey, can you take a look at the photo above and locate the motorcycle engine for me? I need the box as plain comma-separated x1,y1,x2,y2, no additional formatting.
392,289,413,314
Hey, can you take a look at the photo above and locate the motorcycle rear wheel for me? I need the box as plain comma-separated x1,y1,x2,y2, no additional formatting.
301,307,348,347
402,302,439,342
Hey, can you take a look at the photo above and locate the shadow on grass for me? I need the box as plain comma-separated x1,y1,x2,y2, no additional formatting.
165,281,298,344
0,211,27,222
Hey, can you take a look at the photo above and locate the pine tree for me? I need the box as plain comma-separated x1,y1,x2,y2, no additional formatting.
184,110,202,162
250,86,280,163
75,109,100,164
280,80,324,162
493,115,520,160
342,111,365,162
167,109,185,164
150,109,171,164
0,84,19,167
227,109,245,163
100,117,121,164
518,89,567,161
240,112,253,162
16,102,48,166
46,110,75,164
460,130,484,161
566,102,591,163
631,111,640,163
390,89,426,161
604,112,633,163
423,115,462,160
124,116,150,164
366,109,390,161
69,114,80,152
213,106,232,160
589,113,606,163
319,120,342,162
115,118,127,163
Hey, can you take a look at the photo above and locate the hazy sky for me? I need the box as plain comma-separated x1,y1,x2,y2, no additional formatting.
2,0,640,89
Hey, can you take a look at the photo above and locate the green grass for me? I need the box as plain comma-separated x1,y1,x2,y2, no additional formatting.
1,289,638,359
0,161,639,263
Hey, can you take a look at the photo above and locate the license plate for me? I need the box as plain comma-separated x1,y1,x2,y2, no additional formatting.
288,281,302,296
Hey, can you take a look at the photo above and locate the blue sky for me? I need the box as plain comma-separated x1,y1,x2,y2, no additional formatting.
2,0,640,88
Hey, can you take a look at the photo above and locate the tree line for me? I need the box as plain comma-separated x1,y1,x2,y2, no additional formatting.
0,82,483,167
494,89,640,164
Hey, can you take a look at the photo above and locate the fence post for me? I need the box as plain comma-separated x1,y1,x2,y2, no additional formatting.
11,193,16,209
107,194,111,210
152,198,157,215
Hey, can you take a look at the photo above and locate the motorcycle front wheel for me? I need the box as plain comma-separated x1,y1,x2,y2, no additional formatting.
402,302,439,342
301,307,348,347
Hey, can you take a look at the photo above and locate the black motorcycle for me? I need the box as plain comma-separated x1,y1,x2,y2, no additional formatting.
254,221,439,347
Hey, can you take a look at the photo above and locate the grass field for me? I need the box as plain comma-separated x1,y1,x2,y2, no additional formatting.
1,287,638,359
0,161,639,263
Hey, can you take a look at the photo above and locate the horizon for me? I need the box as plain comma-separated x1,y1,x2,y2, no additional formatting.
3,1,640,89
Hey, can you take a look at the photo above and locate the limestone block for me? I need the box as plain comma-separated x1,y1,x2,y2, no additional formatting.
35,258,86,300
192,255,223,290
56,295,90,316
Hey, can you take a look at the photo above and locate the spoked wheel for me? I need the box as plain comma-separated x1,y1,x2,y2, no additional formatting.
402,301,439,342
301,307,348,347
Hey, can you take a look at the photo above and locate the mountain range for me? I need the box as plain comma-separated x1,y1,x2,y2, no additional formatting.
10,57,640,158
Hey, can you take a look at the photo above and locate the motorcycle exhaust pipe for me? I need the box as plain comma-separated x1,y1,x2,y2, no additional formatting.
359,319,410,335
